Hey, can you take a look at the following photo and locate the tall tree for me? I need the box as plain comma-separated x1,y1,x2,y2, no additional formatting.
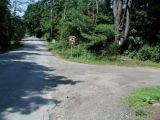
0,0,10,48
113,0,132,46
0,0,25,49
24,1,45,37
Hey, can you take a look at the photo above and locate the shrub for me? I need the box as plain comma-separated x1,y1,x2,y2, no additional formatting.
44,33,50,42
72,44,87,57
95,24,115,38
101,43,119,57
137,45,151,61
128,36,145,51
124,50,137,59
137,45,160,62
150,46,160,62
53,40,68,50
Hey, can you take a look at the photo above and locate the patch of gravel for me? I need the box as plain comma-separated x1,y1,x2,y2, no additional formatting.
147,103,160,120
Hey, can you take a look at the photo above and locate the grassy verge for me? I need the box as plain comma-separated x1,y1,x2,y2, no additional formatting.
0,42,23,54
48,43,160,68
124,87,160,120
70,57,160,68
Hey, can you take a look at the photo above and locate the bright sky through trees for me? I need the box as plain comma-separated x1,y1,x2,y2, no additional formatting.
10,0,39,16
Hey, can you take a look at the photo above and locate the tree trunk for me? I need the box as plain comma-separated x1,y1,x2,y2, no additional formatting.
63,7,66,20
95,0,99,22
124,0,132,40
113,0,132,47
113,0,122,44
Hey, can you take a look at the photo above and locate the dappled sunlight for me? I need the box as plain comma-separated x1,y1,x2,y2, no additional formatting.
0,38,82,120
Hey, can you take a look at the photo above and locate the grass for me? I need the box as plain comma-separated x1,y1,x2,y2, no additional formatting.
124,86,160,120
70,57,160,68
48,43,160,68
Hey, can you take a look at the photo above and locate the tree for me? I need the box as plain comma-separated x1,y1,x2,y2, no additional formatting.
0,0,11,48
0,0,25,49
24,1,45,37
10,16,25,43
112,0,132,47
24,0,160,62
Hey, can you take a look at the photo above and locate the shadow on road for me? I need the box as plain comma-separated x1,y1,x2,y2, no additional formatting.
0,41,81,119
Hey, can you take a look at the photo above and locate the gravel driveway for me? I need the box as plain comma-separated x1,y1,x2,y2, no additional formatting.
0,37,160,120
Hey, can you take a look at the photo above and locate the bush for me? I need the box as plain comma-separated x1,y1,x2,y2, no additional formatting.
128,36,145,51
44,33,50,42
95,24,115,38
10,16,25,43
137,45,151,61
53,40,68,50
124,50,137,59
101,43,119,58
72,44,87,57
137,45,160,62
150,46,160,62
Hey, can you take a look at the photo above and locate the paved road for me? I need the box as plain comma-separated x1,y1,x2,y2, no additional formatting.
0,37,160,120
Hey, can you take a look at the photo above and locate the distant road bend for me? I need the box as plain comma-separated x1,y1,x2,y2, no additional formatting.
0,37,160,120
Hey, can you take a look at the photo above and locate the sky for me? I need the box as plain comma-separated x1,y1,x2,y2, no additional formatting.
10,0,39,16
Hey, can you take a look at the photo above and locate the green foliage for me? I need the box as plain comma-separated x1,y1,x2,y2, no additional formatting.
44,33,50,42
81,24,115,56
24,1,45,37
124,0,160,63
151,47,160,62
128,36,144,51
10,16,25,42
101,44,119,58
124,86,160,120
95,24,114,36
24,0,160,64
137,45,152,61
82,24,114,50
72,44,87,57
0,0,25,50
81,33,107,42
137,45,160,62
0,0,10,48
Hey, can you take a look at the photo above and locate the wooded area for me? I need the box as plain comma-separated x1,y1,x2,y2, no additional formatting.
0,0,25,50
0,0,160,63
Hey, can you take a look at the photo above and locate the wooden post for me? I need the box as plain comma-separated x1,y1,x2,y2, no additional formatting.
71,45,73,57
69,36,76,57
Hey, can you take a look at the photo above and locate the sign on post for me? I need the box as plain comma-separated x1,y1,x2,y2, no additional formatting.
69,36,76,57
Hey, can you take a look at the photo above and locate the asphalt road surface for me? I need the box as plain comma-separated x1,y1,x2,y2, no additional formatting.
0,37,160,120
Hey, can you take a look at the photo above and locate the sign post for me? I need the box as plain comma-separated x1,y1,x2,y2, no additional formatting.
69,36,76,57
71,44,73,57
